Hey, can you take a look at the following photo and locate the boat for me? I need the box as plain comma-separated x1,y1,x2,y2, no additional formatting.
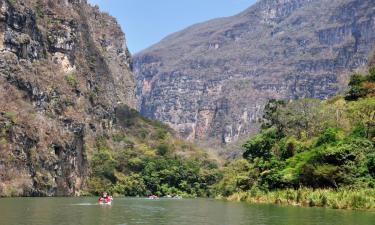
148,195,159,199
99,200,112,205
98,195,113,205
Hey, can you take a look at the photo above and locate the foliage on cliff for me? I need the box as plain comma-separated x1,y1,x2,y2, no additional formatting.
214,68,375,208
86,106,220,197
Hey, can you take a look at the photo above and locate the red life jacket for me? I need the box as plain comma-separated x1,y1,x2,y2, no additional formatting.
98,196,111,202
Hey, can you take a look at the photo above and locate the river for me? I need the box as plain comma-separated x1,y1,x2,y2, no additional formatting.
0,197,374,225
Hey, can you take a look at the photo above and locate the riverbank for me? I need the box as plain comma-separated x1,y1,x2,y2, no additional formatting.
221,188,375,211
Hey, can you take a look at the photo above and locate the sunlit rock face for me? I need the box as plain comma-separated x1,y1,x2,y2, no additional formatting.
0,0,135,196
134,0,375,148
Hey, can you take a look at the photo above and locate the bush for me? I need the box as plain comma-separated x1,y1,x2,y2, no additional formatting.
212,159,253,196
346,71,375,100
346,85,367,101
112,173,147,196
278,137,304,159
87,177,112,195
316,128,339,146
115,105,141,127
350,195,367,209
350,125,367,138
4,111,17,123
65,73,78,87
367,154,375,178
156,143,170,156
243,128,278,161
348,74,366,86
91,151,117,182
300,164,342,188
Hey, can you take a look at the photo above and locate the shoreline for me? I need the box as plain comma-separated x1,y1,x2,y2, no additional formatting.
219,188,375,212
2,189,375,212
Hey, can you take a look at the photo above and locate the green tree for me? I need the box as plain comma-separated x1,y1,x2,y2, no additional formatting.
243,128,278,161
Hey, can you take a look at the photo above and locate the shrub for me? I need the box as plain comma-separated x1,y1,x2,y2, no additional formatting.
115,105,140,127
87,177,112,195
91,151,117,182
316,128,339,146
112,173,147,196
156,143,170,156
350,195,367,209
65,73,78,87
348,74,367,86
350,125,367,138
278,136,304,159
367,154,375,178
346,71,375,100
243,128,278,161
4,111,17,123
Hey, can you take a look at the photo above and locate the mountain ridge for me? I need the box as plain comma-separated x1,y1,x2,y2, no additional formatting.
134,0,375,155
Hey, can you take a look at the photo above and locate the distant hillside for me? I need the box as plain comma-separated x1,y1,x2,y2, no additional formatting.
134,0,375,155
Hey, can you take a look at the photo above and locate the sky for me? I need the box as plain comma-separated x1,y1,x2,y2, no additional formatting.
88,0,256,54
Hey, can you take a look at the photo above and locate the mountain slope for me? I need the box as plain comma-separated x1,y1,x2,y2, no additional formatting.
134,0,375,152
0,0,136,196
0,0,219,197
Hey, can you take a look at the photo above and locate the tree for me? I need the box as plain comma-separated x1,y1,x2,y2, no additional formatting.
315,128,340,146
213,159,255,196
261,99,286,134
345,71,375,100
347,98,375,139
243,128,278,161
277,99,322,139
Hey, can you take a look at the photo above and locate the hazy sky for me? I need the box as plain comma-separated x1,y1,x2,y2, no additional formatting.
88,0,256,53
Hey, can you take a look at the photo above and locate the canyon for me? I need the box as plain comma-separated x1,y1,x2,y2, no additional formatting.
134,0,375,154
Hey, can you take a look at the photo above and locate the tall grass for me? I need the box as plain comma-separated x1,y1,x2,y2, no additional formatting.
226,188,375,211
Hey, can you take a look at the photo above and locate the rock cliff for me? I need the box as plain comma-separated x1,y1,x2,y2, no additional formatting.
134,0,375,153
0,0,135,196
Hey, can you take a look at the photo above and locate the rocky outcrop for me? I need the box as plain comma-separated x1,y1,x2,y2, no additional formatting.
134,0,375,151
0,0,135,196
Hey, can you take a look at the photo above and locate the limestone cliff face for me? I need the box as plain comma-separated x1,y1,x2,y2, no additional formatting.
0,0,135,196
134,0,375,149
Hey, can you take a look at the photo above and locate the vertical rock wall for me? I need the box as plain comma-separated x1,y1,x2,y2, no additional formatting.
0,0,135,196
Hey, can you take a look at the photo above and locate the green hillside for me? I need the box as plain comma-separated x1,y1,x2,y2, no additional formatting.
85,106,220,197
213,68,375,210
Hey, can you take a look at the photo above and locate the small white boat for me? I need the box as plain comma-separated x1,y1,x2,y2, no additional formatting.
148,195,159,199
99,200,112,205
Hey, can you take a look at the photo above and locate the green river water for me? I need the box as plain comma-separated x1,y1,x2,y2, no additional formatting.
0,197,374,225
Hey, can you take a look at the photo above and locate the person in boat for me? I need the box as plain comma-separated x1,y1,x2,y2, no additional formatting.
148,194,159,199
98,192,113,203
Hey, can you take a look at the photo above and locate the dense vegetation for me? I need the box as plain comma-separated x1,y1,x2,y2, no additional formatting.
86,106,220,197
214,68,375,210
86,68,375,210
